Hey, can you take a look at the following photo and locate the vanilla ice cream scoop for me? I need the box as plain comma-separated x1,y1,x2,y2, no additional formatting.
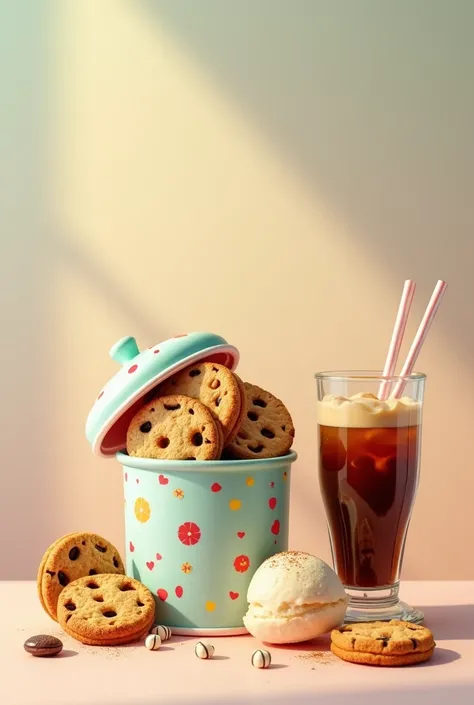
243,551,349,644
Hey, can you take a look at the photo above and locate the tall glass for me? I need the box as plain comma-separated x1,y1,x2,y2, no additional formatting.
315,371,425,624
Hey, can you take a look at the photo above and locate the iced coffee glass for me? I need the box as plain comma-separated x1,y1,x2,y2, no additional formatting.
315,371,425,624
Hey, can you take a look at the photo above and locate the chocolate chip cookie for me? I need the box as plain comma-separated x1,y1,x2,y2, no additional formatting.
38,533,125,621
126,395,223,460
331,620,435,666
156,362,243,442
225,382,295,459
57,574,155,645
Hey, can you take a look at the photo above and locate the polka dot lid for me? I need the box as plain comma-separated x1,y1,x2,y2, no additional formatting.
86,332,239,458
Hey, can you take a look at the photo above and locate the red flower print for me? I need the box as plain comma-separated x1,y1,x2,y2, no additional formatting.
178,521,201,546
233,555,250,573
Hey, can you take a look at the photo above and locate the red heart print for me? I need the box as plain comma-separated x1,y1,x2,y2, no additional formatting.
229,591,239,600
156,553,162,561
146,561,154,571
175,585,184,598
237,532,245,539
271,519,280,535
129,541,135,552
159,475,169,485
211,482,222,493
135,478,139,484
269,497,277,510
157,588,168,601
124,472,128,482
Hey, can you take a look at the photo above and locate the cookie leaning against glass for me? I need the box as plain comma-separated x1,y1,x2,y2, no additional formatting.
331,621,435,666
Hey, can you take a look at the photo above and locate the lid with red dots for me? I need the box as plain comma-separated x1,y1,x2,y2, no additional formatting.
86,332,239,458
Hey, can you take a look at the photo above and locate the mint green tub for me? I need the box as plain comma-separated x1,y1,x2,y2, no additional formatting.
119,451,297,635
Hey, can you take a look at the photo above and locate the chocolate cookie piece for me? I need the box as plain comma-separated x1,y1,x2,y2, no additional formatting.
38,533,125,621
126,395,222,460
57,574,155,646
157,363,242,443
225,382,295,459
24,635,63,657
330,620,435,667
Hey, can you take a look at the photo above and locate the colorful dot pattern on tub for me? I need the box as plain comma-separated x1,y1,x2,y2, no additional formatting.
123,463,292,630
233,555,250,573
128,364,138,374
178,522,201,546
134,497,151,523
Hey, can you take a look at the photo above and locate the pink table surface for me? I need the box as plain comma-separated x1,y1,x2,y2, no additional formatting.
1,581,473,705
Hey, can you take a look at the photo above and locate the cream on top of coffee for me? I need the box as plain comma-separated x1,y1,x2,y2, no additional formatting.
317,392,421,428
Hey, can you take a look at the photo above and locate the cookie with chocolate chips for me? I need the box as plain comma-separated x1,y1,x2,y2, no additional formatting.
126,395,223,460
331,620,435,666
225,382,295,459
37,533,125,622
57,574,155,645
156,362,243,443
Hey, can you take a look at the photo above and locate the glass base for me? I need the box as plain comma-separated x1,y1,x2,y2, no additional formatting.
343,585,424,624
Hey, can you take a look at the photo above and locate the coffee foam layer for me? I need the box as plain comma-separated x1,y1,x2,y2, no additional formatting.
317,392,421,428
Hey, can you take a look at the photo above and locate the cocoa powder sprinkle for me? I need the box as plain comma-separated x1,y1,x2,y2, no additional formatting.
296,651,336,665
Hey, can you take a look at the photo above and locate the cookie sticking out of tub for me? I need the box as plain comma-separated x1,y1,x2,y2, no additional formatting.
126,362,295,461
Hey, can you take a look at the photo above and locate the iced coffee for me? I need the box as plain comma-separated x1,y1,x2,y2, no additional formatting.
315,378,425,624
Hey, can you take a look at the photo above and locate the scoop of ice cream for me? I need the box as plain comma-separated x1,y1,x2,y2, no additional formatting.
243,551,348,644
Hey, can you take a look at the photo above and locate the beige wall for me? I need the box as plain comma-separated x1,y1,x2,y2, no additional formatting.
1,0,473,580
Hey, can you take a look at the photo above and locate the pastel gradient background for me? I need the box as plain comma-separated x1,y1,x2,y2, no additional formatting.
1,0,473,580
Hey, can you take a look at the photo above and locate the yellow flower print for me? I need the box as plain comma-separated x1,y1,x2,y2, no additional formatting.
246,476,255,487
283,471,288,481
173,488,184,500
134,497,151,523
205,601,216,612
229,499,242,511
181,562,193,574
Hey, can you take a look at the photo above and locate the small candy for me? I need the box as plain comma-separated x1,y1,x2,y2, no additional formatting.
24,635,63,657
195,641,215,659
145,634,161,651
150,625,171,641
251,649,271,669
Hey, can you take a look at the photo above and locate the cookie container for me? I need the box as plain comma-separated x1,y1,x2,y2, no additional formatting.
86,332,297,635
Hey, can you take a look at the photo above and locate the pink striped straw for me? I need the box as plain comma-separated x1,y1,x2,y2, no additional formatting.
391,280,448,399
378,280,416,400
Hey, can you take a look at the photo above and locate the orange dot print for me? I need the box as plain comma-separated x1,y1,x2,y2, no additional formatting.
134,497,151,523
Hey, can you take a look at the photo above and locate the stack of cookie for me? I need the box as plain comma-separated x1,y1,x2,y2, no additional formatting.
126,362,295,462
330,621,436,666
37,533,155,645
